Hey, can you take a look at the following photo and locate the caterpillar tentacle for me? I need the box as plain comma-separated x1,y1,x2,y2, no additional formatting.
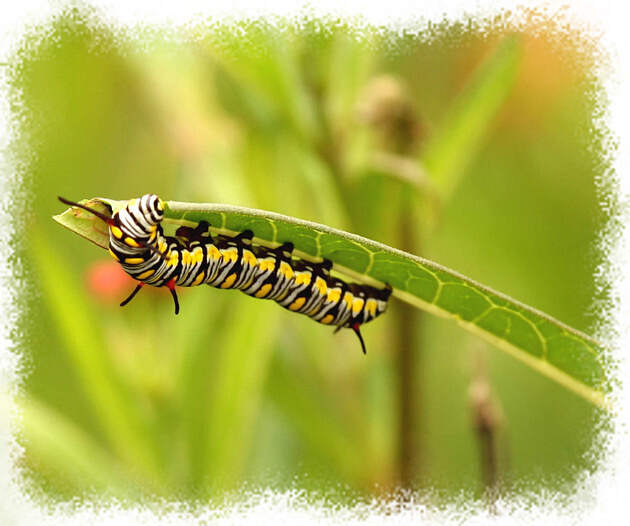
120,283,144,307
60,194,392,354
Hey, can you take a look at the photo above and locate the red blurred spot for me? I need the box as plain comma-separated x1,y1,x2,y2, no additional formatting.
85,260,137,302
86,260,188,306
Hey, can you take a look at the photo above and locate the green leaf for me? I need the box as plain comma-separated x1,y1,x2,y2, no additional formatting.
204,23,321,144
13,394,143,497
30,226,163,480
421,35,523,198
266,353,367,483
203,300,280,489
53,198,611,409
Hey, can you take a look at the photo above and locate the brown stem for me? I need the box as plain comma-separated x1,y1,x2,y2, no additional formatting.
395,201,420,489
356,74,428,490
395,299,419,488
469,348,503,508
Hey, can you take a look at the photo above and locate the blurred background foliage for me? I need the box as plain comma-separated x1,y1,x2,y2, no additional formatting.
8,7,609,505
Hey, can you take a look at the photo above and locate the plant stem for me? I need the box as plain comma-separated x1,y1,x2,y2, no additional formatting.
469,348,503,508
395,196,420,488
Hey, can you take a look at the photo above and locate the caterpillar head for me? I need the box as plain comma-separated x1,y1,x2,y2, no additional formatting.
116,194,166,239
140,194,165,222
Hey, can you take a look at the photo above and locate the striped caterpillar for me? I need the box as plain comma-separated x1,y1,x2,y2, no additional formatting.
58,194,392,354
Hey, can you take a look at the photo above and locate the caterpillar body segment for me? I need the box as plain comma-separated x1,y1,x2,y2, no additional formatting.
58,194,392,353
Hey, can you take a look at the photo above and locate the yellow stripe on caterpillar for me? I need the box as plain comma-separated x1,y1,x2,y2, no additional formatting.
192,272,205,286
279,262,294,279
221,273,237,288
222,248,238,263
242,250,257,267
343,292,354,308
207,244,221,260
110,226,123,239
124,236,142,248
137,269,155,280
321,314,335,325
258,258,276,272
326,288,341,303
255,283,272,298
352,297,365,315
289,297,306,311
314,277,327,296
295,272,311,286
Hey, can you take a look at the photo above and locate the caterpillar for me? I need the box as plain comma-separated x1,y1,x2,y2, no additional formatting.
58,194,392,354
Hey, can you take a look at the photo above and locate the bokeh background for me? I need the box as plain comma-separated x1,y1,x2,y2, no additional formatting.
8,7,610,505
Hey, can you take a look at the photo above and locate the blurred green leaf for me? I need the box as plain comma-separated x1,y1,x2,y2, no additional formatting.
204,23,321,143
15,394,141,497
421,35,523,198
266,353,366,483
203,300,280,489
31,229,162,480
173,289,227,487
54,199,610,409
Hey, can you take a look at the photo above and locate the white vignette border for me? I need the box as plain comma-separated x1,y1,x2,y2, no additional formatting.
0,0,628,524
